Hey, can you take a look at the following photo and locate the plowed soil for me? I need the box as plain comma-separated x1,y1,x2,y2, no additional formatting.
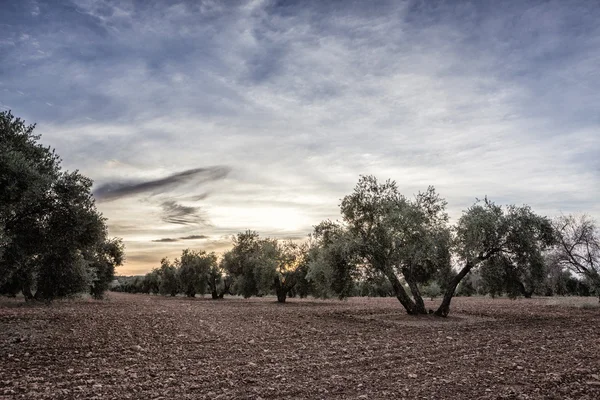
1,293,599,399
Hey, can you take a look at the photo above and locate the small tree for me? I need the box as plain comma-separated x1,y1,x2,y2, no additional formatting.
262,241,309,303
307,222,358,299
158,258,179,296
178,249,215,297
223,231,262,298
143,270,160,294
89,238,125,299
208,258,232,299
223,232,309,302
438,200,554,315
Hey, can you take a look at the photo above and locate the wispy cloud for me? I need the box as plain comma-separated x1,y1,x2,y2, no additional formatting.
93,166,230,201
150,234,209,243
160,200,208,226
179,235,209,240
151,238,179,243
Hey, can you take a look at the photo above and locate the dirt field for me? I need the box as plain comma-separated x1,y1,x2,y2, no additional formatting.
1,293,599,399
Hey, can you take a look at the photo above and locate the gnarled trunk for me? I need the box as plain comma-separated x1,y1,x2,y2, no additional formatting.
435,261,474,317
405,276,427,314
383,267,426,315
276,288,287,303
274,277,292,303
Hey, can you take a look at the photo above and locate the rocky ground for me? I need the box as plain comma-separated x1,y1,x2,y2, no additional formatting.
1,293,599,399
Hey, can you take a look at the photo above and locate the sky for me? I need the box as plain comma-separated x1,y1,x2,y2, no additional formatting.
1,0,599,275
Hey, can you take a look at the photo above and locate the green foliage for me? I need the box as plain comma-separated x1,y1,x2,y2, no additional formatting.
307,221,358,299
310,176,451,313
309,176,557,316
88,238,125,299
223,231,310,302
178,249,216,297
223,231,262,298
208,259,232,299
158,258,179,296
421,282,442,300
456,275,476,297
464,203,555,299
0,111,123,301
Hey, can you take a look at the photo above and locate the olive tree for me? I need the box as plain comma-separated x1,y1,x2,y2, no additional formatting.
258,240,309,303
223,231,309,302
0,111,124,301
439,200,554,315
310,175,554,316
177,249,216,297
553,215,600,301
157,258,179,296
208,258,232,299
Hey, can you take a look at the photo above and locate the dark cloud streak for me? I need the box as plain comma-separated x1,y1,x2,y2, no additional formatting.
151,238,179,243
93,166,230,201
180,235,209,240
150,234,209,243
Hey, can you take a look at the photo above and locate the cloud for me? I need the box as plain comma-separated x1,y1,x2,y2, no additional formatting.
179,235,209,240
160,200,207,226
150,234,208,242
93,166,230,201
3,0,599,274
151,238,179,243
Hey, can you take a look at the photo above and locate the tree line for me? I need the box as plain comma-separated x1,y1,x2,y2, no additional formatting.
1,111,598,314
113,235,311,303
115,177,599,317
0,111,124,301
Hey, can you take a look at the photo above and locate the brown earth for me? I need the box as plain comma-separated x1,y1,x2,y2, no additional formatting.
1,293,599,399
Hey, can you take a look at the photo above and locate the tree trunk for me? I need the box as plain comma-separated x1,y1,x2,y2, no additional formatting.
434,261,474,317
22,284,34,301
382,267,425,315
211,290,218,300
516,280,534,299
406,277,427,314
276,288,287,303
274,276,290,303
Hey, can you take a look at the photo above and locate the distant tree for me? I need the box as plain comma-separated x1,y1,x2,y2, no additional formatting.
357,274,394,297
88,238,125,299
143,270,160,294
421,282,442,300
456,276,476,297
208,258,232,299
178,249,216,297
223,231,309,302
553,215,600,301
223,231,262,298
479,257,506,298
307,221,358,299
158,258,179,296
0,111,123,301
257,240,309,303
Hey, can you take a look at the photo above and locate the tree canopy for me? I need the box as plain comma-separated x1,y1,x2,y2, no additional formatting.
308,175,555,316
0,111,124,300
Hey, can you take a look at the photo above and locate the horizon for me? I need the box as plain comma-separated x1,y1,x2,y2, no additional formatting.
2,0,599,274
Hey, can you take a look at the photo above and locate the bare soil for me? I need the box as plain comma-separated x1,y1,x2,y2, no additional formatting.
1,293,599,399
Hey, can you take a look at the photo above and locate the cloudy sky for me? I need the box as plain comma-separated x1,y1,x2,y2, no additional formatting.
2,0,599,274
